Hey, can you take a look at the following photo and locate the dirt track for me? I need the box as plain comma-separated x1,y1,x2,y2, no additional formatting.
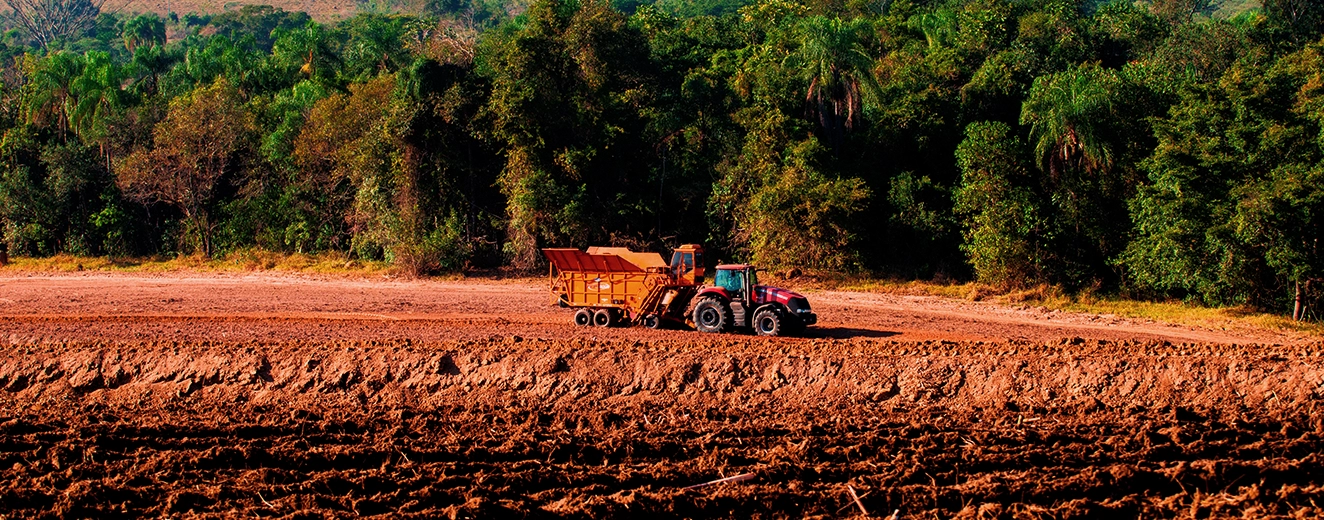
2,273,1323,518
0,273,1308,345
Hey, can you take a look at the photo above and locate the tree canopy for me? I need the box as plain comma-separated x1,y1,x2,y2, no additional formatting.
0,0,1322,317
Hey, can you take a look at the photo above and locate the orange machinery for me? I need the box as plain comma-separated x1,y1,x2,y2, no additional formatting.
542,244,704,328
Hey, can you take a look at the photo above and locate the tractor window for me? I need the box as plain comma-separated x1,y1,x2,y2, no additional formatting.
748,268,758,287
720,269,741,293
671,252,696,278
694,251,703,269
715,269,743,296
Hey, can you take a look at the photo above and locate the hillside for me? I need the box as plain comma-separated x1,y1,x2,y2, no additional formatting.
104,0,362,20
101,0,1263,21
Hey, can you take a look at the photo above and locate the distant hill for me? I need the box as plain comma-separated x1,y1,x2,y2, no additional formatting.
104,0,363,20
101,0,1263,23
1209,0,1260,18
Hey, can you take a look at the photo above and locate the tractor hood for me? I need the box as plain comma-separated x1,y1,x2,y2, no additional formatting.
753,285,807,305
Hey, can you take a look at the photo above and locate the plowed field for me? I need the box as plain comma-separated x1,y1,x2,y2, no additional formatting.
1,273,1322,518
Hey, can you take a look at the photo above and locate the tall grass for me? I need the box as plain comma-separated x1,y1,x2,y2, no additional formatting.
0,249,396,276
783,272,1323,337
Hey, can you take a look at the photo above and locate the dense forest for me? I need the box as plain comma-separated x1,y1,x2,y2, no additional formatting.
0,0,1321,316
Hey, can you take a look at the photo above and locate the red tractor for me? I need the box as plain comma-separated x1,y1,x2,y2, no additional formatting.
690,264,817,337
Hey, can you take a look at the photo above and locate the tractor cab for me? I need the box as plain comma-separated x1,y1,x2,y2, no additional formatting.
712,264,755,301
669,244,705,285
691,264,817,336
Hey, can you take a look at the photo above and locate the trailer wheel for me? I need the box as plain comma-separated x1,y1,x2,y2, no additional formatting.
692,298,730,334
642,315,661,329
592,309,613,327
752,307,782,337
573,308,593,326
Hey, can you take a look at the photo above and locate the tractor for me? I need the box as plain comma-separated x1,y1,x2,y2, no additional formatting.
690,264,817,337
542,244,816,336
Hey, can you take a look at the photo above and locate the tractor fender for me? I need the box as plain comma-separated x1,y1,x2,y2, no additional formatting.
752,302,786,316
694,286,733,301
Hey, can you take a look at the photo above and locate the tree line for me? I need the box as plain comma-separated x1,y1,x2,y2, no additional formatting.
1,0,1322,317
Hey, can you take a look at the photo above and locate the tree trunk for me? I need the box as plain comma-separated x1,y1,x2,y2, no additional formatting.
1294,280,1303,321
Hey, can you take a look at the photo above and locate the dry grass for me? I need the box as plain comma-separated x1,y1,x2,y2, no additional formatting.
786,272,1324,337
0,250,402,277
105,0,362,21
1024,291,1324,336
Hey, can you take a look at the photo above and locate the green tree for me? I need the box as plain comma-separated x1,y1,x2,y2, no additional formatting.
1231,164,1324,320
294,74,473,273
272,21,338,84
338,15,411,82
169,34,271,96
711,106,870,270
1020,63,1119,178
20,52,84,140
122,13,166,52
117,78,256,256
479,0,657,268
69,50,129,158
788,16,880,145
1122,44,1322,311
953,121,1045,287
0,127,120,256
294,76,397,257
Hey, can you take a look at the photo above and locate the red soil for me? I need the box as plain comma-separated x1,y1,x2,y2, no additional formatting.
0,273,1321,518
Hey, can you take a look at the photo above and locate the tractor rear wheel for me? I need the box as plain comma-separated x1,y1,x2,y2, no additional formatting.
573,308,593,326
592,308,613,327
692,298,730,334
752,307,782,337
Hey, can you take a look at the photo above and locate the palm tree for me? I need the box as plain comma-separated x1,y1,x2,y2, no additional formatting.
908,10,956,48
70,51,128,160
272,21,337,82
129,41,173,97
342,15,407,81
789,16,881,147
1019,64,1119,178
181,36,263,94
122,14,166,53
22,52,84,141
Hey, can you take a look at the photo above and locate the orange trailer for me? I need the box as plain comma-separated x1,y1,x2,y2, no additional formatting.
542,245,704,328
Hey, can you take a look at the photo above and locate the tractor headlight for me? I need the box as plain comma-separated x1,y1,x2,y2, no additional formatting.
788,298,812,314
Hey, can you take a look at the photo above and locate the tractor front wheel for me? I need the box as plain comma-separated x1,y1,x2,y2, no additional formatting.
692,298,731,334
752,307,782,337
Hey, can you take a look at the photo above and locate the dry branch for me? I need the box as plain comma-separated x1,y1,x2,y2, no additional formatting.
681,472,756,490
847,484,869,516
4,0,105,50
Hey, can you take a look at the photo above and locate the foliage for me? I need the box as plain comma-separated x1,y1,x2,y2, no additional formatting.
953,121,1044,288
479,0,659,268
0,0,1321,315
116,78,256,256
